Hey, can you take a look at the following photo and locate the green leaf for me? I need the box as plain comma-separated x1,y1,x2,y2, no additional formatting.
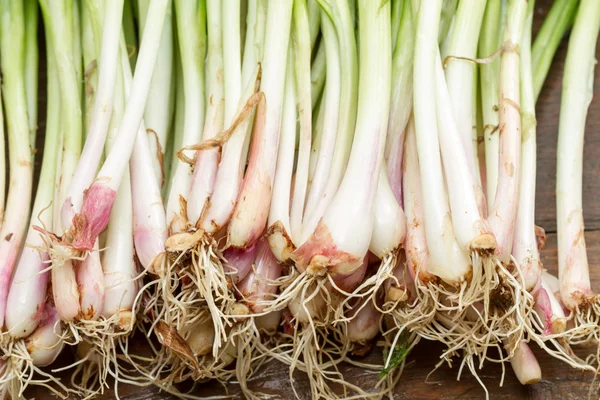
378,332,412,379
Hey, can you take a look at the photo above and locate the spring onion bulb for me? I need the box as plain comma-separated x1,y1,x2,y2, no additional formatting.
0,0,35,329
368,166,405,265
402,117,436,284
1,306,67,399
237,238,282,314
556,0,600,314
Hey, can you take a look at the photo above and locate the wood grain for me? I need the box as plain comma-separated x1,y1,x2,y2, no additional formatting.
21,0,600,399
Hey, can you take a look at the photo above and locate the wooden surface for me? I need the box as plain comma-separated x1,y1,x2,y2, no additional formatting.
23,1,600,399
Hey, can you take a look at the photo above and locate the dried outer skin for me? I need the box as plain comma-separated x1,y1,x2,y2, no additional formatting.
69,183,117,251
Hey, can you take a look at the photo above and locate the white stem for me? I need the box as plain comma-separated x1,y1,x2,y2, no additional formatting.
512,3,541,291
268,49,296,262
369,165,406,259
65,0,168,253
543,270,560,295
76,242,104,320
487,0,528,263
556,0,600,309
199,69,260,234
412,0,469,283
309,90,326,185
301,0,358,240
101,42,138,317
480,0,504,212
182,0,223,228
223,0,242,123
165,44,185,198
102,171,136,317
289,0,313,245
25,307,64,367
60,0,124,228
535,278,567,335
403,118,433,282
241,0,267,86
385,0,414,161
0,0,34,328
301,13,341,234
443,0,487,214
227,0,293,249
198,0,266,233
138,0,175,186
111,36,167,275
96,0,169,191
165,0,206,231
0,68,5,228
293,0,391,277
5,40,61,338
435,52,494,251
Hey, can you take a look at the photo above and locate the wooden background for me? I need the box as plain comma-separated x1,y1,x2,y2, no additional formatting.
24,1,600,399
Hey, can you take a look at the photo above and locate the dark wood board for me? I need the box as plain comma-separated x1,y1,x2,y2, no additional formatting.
21,0,600,399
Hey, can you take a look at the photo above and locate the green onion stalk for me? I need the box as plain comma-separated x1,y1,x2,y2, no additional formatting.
532,0,579,101
479,0,505,210
514,0,594,375
0,0,36,334
81,0,99,137
24,0,38,149
137,0,175,187
556,0,600,340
